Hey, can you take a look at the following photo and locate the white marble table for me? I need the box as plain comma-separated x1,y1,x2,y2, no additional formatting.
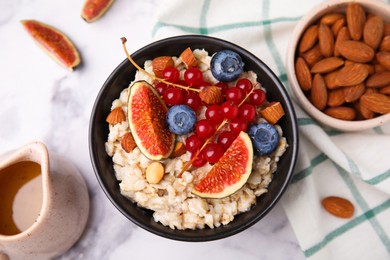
0,0,304,259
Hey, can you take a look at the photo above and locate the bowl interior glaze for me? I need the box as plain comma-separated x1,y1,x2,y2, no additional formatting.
89,35,298,241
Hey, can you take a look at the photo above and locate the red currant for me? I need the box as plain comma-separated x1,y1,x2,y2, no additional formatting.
217,131,237,150
215,82,228,95
195,119,215,140
203,143,224,163
220,101,239,120
229,117,248,133
250,89,266,106
191,152,207,167
205,105,223,125
162,67,180,83
155,82,168,95
226,87,243,104
236,78,253,94
184,92,202,111
163,87,184,106
239,104,257,122
185,135,203,153
184,67,203,86
196,81,211,91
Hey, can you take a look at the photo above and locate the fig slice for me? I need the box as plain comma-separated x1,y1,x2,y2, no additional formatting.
81,0,115,23
20,20,80,70
128,81,175,160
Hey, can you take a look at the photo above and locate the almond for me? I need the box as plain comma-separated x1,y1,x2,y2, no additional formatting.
366,72,390,88
344,83,365,102
152,56,174,77
199,86,223,104
384,23,390,36
363,15,384,50
376,51,390,70
259,102,285,124
327,88,345,107
334,27,351,57
335,63,369,87
311,74,328,110
324,69,341,89
375,63,387,73
319,23,335,57
379,85,390,95
106,107,126,124
364,87,378,95
311,57,344,74
301,44,324,67
170,141,187,158
180,47,197,68
357,100,375,119
332,18,346,36
324,106,356,120
379,36,390,52
121,132,136,153
299,25,319,53
360,93,390,114
322,196,354,218
295,57,312,91
321,13,345,25
337,40,375,63
346,3,366,41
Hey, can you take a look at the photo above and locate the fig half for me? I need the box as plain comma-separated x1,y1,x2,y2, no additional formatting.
20,20,80,70
81,0,115,23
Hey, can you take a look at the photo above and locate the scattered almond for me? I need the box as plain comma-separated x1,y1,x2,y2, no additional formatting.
376,51,390,70
325,106,356,120
180,47,198,68
366,72,390,88
379,36,390,52
295,57,312,91
311,74,328,110
311,57,344,74
327,88,345,107
360,93,390,114
259,102,285,124
319,23,335,57
199,86,223,104
146,161,165,184
170,142,186,158
106,107,126,124
121,132,136,153
322,196,355,218
152,56,174,78
346,3,366,41
363,15,384,50
337,40,375,63
301,44,324,67
335,63,369,87
344,83,365,102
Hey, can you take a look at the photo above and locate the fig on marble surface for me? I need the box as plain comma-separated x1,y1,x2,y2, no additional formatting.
20,20,80,70
81,0,115,23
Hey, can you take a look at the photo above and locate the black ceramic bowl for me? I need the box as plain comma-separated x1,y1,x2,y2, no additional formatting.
89,35,298,241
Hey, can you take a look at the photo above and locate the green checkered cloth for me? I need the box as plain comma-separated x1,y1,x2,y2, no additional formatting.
152,0,390,259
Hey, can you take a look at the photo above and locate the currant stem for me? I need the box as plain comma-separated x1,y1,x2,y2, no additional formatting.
121,37,200,93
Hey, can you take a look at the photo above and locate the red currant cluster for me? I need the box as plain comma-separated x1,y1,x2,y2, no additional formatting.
155,65,267,168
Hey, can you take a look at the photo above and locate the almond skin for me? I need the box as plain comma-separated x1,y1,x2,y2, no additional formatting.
152,56,174,77
321,13,345,25
199,86,223,104
319,23,335,57
335,63,369,87
311,74,328,110
295,57,312,91
358,100,375,119
384,23,390,36
366,72,390,88
301,44,324,67
332,18,346,36
344,83,365,102
121,132,136,153
299,25,319,53
380,36,390,52
346,3,366,41
360,93,390,114
325,106,356,120
322,196,355,218
180,47,197,68
337,40,375,63
106,107,126,124
363,15,384,50
379,85,390,95
311,57,344,74
334,27,351,57
259,102,285,124
324,69,341,89
327,88,345,107
376,51,390,70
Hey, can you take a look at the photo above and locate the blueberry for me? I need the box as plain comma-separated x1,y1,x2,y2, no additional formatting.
247,123,279,155
166,105,196,135
210,50,244,82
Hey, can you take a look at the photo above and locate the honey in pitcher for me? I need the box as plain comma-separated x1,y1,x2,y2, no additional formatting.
0,161,43,235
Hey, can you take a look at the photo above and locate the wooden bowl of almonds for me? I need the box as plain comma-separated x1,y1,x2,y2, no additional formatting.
286,0,390,131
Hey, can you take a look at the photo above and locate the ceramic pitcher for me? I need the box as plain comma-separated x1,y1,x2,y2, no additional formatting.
0,142,89,260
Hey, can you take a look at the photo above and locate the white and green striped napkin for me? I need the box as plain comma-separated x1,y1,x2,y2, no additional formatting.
152,0,390,259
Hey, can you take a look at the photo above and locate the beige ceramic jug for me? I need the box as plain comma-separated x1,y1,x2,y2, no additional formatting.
0,142,89,260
